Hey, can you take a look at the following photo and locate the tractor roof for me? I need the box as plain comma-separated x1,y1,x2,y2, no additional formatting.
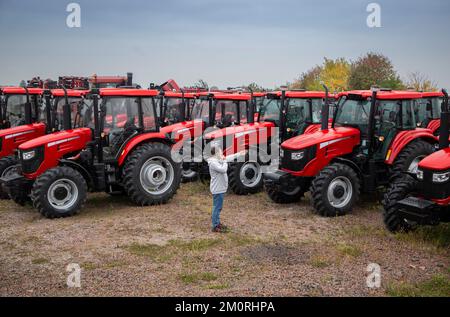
51,89,88,97
1,87,43,95
268,91,328,98
98,88,160,97
421,91,444,98
162,91,196,99
197,92,251,100
340,90,423,100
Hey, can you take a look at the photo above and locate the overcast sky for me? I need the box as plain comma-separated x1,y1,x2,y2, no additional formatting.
0,0,449,89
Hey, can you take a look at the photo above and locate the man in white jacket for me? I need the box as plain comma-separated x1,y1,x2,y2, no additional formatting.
208,146,228,232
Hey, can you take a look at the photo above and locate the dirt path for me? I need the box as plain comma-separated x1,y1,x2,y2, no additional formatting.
0,182,449,296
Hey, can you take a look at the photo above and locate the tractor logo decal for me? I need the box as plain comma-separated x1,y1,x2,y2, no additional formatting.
47,136,80,148
319,137,352,149
4,130,35,139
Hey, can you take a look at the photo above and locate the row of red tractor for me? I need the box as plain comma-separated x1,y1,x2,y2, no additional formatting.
0,76,448,234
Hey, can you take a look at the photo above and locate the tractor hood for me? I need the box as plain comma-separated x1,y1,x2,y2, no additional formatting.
204,121,275,140
18,128,92,151
281,127,360,151
419,148,450,171
0,123,46,139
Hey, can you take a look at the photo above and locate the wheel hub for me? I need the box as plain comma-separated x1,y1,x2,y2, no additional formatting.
54,187,69,200
327,176,353,208
239,162,262,188
47,178,79,211
139,156,175,195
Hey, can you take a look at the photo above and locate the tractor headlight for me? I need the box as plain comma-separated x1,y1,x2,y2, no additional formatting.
416,169,423,180
291,151,305,161
22,150,36,161
432,171,450,183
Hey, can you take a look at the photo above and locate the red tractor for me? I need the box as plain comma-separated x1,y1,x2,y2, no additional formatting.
203,90,333,195
383,90,449,232
0,88,90,198
264,89,438,216
179,91,256,182
414,91,444,135
1,88,181,218
0,87,43,129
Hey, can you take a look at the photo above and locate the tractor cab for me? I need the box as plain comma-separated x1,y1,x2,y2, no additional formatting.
192,92,252,129
158,91,196,127
0,87,43,129
334,90,423,162
50,89,92,132
97,89,161,160
414,91,444,134
259,90,330,141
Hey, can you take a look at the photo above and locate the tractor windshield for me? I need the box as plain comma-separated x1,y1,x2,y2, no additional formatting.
260,98,281,124
414,97,442,127
334,98,371,131
54,97,93,130
162,97,185,125
214,100,242,127
4,94,39,127
191,99,210,123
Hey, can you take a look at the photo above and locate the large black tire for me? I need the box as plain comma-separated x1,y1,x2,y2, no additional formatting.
382,174,416,233
310,163,360,217
229,161,263,195
265,184,304,204
30,166,87,219
392,140,434,174
122,142,181,206
181,164,198,183
0,156,19,199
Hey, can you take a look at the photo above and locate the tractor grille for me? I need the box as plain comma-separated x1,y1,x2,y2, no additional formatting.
280,145,316,172
418,169,450,200
20,146,44,175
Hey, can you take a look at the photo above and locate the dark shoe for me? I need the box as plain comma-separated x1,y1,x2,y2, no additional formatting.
218,223,228,231
212,226,222,233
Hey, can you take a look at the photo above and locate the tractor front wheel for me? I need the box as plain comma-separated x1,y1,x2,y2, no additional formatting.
30,166,87,219
229,161,263,195
123,142,181,205
310,163,360,217
265,184,304,204
382,174,416,233
0,156,19,199
392,140,434,174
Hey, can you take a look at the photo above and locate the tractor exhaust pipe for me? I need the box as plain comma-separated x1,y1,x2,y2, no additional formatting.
321,83,329,131
23,86,32,125
439,89,449,150
126,73,133,86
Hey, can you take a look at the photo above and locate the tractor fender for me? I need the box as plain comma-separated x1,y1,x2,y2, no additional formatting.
116,132,172,166
385,129,438,165
331,157,363,180
59,159,94,189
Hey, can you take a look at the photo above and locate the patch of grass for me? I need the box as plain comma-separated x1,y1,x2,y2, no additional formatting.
179,272,218,284
169,238,221,252
343,225,386,239
336,243,362,257
386,274,450,297
31,257,49,265
206,283,229,290
83,262,97,270
310,255,329,268
395,224,450,249
125,243,171,262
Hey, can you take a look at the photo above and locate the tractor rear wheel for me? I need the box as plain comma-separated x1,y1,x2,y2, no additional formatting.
30,166,87,219
123,142,181,205
0,156,19,199
265,185,304,204
310,163,360,217
392,140,434,174
229,161,263,195
382,174,416,233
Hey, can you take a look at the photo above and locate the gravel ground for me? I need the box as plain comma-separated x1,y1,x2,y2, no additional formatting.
0,182,449,297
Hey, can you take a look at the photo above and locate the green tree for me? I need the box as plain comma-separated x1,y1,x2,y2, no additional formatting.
193,79,209,90
348,52,404,90
245,82,265,92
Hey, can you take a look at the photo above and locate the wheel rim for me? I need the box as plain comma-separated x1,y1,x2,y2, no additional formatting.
1,165,18,178
47,178,79,211
408,155,426,174
239,162,262,188
282,186,301,196
327,176,353,208
139,156,174,195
